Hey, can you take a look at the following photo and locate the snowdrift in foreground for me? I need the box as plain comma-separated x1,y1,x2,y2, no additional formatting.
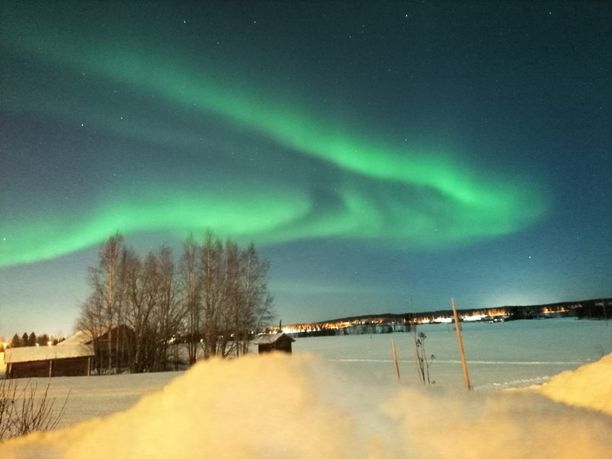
1,354,611,458
532,353,612,415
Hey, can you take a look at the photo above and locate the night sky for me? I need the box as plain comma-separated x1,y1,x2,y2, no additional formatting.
1,1,611,337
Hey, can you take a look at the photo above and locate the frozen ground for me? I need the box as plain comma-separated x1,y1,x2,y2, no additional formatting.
293,318,612,390
0,319,610,458
1,318,610,431
1,352,611,458
18,371,181,428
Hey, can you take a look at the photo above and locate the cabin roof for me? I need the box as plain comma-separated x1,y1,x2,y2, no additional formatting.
5,343,94,364
252,333,295,345
58,330,93,346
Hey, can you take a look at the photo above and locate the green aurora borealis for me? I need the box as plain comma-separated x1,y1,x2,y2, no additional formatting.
1,5,547,267
1,2,611,333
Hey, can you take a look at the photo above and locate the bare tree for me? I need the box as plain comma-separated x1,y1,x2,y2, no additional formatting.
237,243,273,356
76,290,105,374
122,249,155,372
197,236,274,359
89,234,125,373
201,232,224,358
180,236,201,365
78,232,273,372
218,240,241,357
153,245,182,371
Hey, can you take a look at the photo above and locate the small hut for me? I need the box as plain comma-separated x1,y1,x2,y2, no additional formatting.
5,343,94,378
252,333,295,354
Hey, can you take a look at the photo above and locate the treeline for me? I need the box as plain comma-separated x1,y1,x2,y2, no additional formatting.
295,323,408,338
3,333,57,349
78,232,273,374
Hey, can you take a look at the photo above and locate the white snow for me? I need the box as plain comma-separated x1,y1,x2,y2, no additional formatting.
4,344,94,364
57,330,92,346
293,318,612,389
1,319,610,458
531,353,612,415
1,352,611,458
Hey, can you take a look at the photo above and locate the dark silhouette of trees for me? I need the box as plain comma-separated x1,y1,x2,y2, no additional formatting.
10,334,22,348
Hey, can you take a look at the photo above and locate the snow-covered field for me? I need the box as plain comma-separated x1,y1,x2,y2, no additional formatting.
1,319,611,458
294,318,612,389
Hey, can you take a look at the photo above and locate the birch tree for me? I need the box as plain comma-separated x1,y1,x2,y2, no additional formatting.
88,234,125,372
153,245,181,371
238,242,273,355
201,232,223,358
180,236,201,365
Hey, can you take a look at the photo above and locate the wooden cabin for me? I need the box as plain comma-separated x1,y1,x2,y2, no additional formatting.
93,325,135,371
5,343,94,378
252,333,295,354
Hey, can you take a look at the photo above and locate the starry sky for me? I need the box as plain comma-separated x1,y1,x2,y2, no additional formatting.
1,1,611,337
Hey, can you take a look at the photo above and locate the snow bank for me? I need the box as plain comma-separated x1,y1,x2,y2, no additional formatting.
532,353,612,415
1,353,611,458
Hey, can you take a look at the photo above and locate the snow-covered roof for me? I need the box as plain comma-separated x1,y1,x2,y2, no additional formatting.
58,330,93,346
252,333,295,345
5,343,94,364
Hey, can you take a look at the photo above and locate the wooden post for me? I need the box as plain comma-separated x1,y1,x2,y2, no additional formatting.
451,298,472,391
391,339,401,381
49,359,54,378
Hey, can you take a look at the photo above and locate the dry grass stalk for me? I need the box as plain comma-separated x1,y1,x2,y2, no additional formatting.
413,325,434,385
0,378,69,441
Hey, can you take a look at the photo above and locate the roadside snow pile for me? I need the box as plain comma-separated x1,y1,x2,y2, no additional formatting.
1,353,611,458
533,353,612,415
